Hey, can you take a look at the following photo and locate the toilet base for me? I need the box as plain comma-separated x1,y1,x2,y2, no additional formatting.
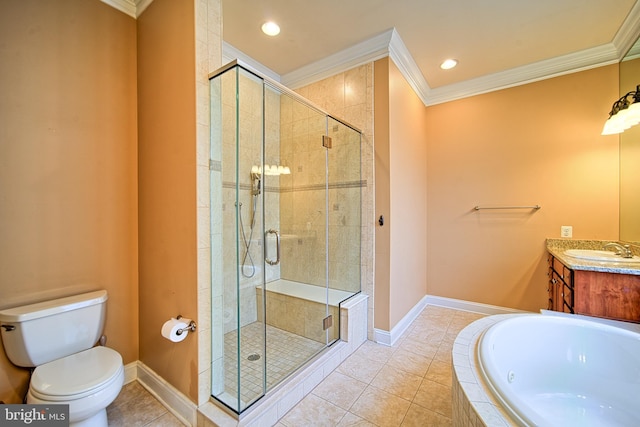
71,409,107,427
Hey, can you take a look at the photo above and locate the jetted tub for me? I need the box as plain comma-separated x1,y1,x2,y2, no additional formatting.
477,314,640,426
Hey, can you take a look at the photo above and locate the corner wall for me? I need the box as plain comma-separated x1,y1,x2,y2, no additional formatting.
0,0,138,403
425,65,620,311
373,58,429,332
137,0,199,402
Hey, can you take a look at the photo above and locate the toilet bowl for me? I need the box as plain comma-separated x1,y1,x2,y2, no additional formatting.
27,346,124,426
0,290,124,427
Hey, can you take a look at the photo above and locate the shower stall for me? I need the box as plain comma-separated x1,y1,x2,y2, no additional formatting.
209,61,362,413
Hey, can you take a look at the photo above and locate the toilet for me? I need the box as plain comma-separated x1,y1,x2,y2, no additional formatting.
0,290,124,427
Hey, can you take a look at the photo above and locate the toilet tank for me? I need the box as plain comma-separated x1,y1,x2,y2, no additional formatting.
0,290,108,367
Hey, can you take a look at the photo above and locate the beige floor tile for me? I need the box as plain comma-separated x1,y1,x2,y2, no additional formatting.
350,387,411,427
396,337,439,359
107,383,171,427
413,379,452,418
312,371,367,410
281,393,346,427
337,412,378,426
370,365,422,401
354,340,396,364
425,360,452,387
150,412,188,427
386,348,432,377
336,352,385,384
401,403,452,427
433,345,453,364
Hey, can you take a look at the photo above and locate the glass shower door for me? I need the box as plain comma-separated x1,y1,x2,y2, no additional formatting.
210,65,267,412
261,83,332,390
209,61,361,415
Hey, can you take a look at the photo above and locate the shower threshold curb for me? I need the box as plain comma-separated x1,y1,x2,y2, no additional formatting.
198,339,356,426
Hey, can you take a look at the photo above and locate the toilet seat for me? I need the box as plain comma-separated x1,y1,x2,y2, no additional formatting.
30,346,123,401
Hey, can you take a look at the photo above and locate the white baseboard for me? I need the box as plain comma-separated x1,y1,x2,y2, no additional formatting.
424,295,528,315
374,295,429,346
374,294,528,346
135,362,197,427
123,361,137,384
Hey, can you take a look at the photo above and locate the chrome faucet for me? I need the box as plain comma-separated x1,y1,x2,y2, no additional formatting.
602,242,634,258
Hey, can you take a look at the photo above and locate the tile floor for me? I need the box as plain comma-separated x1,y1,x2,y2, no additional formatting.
220,322,325,408
107,306,484,426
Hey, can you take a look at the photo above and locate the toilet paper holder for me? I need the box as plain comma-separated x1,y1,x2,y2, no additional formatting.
176,315,197,336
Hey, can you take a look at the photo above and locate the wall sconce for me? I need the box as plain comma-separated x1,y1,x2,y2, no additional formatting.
602,84,640,135
251,164,291,176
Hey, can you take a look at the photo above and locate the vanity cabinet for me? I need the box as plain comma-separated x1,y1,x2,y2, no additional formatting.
547,254,640,323
547,254,574,313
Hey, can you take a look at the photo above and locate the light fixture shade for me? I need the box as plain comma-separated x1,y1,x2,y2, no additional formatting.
602,118,622,135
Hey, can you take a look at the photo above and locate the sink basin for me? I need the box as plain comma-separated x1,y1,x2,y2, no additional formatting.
564,249,640,263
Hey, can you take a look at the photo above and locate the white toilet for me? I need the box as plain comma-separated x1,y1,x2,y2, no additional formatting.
0,290,124,427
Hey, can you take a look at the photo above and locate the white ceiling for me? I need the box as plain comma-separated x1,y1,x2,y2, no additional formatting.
222,0,640,105
103,0,640,105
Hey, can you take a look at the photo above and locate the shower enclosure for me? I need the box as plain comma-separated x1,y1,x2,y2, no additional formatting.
209,61,362,413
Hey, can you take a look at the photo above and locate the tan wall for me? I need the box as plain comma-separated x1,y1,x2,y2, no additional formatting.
137,0,199,402
425,65,620,311
387,61,429,327
373,58,429,331
374,59,391,331
0,0,138,404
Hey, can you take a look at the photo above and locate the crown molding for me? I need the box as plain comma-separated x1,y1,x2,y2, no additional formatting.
105,0,640,105
222,42,282,82
426,44,620,106
613,0,640,58
100,0,153,18
387,29,431,106
280,29,393,89
101,0,136,18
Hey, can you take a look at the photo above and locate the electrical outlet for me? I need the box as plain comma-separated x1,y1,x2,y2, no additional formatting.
561,226,573,238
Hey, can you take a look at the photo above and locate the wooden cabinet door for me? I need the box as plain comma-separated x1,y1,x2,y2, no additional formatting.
574,271,640,323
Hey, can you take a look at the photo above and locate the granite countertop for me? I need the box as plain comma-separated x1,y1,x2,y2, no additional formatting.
546,238,640,275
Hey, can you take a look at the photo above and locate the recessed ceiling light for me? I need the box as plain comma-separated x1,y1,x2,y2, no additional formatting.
261,21,280,36
440,59,458,70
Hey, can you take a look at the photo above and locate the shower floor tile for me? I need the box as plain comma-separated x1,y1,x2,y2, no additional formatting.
221,322,325,407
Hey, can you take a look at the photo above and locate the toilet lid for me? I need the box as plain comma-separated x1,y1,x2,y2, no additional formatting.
31,346,123,398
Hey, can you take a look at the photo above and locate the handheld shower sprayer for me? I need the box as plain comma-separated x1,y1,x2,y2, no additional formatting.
239,167,262,278
251,171,262,196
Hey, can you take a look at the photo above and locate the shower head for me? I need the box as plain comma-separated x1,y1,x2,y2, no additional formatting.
251,170,261,196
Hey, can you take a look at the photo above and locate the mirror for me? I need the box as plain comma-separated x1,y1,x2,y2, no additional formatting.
619,38,640,243
619,37,640,244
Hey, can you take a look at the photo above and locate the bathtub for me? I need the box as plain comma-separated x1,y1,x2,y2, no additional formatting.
477,314,640,427
256,279,357,342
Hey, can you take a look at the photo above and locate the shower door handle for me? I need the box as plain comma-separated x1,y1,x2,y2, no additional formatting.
265,229,280,266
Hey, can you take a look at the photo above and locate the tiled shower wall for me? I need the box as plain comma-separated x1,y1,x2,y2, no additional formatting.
294,64,375,339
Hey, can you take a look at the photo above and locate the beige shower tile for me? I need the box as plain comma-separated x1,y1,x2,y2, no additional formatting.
350,386,410,427
281,394,346,427
312,371,367,410
370,365,422,401
401,403,452,427
413,379,452,418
